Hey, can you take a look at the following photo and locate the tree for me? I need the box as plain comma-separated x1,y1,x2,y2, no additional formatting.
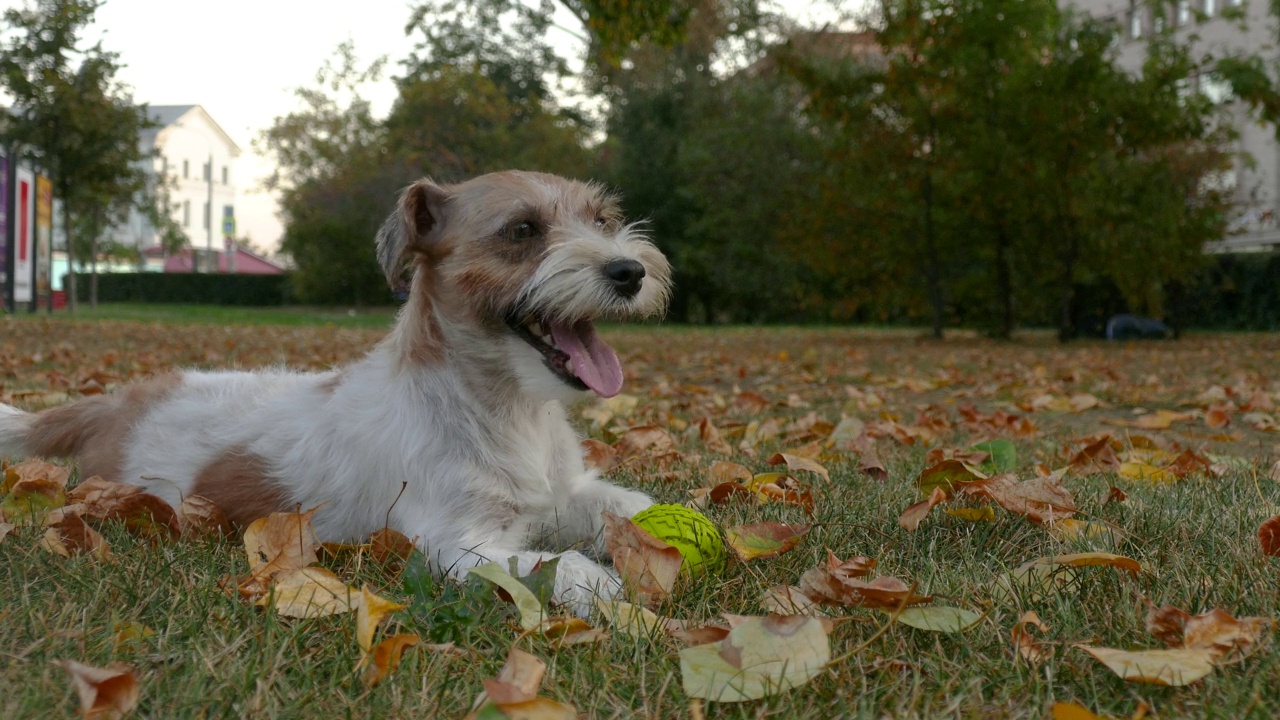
0,0,154,312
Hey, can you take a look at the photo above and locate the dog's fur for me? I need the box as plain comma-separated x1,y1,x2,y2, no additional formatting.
0,171,671,615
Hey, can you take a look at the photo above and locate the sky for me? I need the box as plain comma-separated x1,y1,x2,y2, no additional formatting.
5,0,850,250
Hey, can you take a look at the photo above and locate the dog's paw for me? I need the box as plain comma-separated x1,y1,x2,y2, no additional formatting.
551,551,621,618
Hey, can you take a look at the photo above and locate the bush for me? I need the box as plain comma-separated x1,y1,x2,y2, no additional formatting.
64,272,297,306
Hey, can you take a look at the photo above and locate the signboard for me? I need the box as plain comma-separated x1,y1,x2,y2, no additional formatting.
13,166,33,303
0,156,8,289
35,175,52,306
222,205,235,237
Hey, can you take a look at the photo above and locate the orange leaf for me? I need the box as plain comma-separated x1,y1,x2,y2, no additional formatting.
580,438,617,473
602,511,683,606
724,522,810,561
177,495,232,537
899,486,948,532
41,512,111,560
706,460,753,485
360,633,419,686
1012,611,1050,664
1259,515,1280,557
977,474,1077,524
55,660,139,719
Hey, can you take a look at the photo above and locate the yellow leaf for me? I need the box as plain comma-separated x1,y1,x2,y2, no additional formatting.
1045,519,1122,543
243,506,322,580
594,599,670,639
357,585,407,652
1051,701,1109,720
1118,462,1177,483
680,615,831,702
945,507,996,522
1076,645,1216,686
259,567,357,618
111,621,154,654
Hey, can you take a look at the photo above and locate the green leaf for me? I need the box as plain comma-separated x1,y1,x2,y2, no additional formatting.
916,460,988,497
970,439,1017,474
469,561,548,631
892,606,982,633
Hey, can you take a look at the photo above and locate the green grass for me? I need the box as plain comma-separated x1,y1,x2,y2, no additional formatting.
3,321,1280,718
8,302,397,328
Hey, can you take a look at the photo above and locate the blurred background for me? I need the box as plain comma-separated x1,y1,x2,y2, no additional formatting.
2,0,1280,338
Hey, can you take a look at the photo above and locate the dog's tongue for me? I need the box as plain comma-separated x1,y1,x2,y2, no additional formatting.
549,320,624,397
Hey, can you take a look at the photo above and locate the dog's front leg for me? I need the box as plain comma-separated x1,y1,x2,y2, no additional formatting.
543,472,654,558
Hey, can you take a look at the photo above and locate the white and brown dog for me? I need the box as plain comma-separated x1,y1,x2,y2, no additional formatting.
0,170,670,614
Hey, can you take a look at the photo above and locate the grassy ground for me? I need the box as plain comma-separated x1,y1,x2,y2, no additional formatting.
8,302,398,328
2,309,1279,718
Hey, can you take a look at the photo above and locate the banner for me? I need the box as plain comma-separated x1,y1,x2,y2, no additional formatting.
13,166,33,303
36,175,52,304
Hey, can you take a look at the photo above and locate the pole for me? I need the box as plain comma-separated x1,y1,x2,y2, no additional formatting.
206,150,213,273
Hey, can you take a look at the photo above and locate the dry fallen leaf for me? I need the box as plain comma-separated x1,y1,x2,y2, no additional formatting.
695,417,733,456
1051,702,1110,720
602,511,683,606
761,585,823,616
1259,515,1280,557
1012,611,1051,664
243,506,321,581
680,614,831,702
55,660,140,719
360,633,419,686
892,606,981,633
259,567,357,618
898,486,948,532
766,452,830,483
40,512,111,560
3,459,71,492
357,585,408,652
595,599,672,639
724,522,810,561
977,474,1077,524
580,438,617,473
1076,645,1216,686
177,495,232,536
1145,605,1274,664
467,647,577,719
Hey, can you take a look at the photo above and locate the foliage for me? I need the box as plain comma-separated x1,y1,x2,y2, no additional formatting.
0,0,158,311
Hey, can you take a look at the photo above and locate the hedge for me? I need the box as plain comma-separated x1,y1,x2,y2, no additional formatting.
64,272,296,306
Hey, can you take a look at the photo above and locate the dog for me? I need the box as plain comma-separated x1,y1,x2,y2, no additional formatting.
0,170,671,615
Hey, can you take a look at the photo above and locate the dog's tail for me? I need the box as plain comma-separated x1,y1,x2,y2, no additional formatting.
0,404,34,460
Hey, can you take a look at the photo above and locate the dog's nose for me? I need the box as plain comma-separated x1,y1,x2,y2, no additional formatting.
603,258,646,298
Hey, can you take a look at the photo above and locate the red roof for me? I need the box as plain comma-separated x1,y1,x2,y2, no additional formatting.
162,247,285,275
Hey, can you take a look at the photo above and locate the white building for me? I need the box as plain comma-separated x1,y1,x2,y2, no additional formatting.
1062,0,1279,252
112,104,241,258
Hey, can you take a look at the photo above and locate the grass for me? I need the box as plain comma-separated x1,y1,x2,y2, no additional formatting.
7,302,398,328
2,316,1279,718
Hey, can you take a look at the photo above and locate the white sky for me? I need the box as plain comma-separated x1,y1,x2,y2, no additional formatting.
4,0,852,250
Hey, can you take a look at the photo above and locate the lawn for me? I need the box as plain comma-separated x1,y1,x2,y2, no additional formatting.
2,309,1278,719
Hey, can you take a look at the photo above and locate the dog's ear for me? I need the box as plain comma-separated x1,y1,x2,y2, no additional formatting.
376,179,451,287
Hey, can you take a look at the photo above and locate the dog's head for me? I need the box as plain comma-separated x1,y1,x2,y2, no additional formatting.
376,170,671,401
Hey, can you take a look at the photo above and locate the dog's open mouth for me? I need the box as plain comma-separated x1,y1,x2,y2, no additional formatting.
507,315,624,397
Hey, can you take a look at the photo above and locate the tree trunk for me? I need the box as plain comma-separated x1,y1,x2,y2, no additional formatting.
995,225,1015,340
1057,233,1078,343
921,163,944,339
89,229,99,309
63,196,77,314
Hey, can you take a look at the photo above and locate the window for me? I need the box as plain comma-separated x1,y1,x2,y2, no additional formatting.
183,200,190,227
221,166,228,185
160,156,168,176
1204,0,1216,15
203,162,211,182
183,159,189,179
1129,9,1143,38
1177,0,1190,24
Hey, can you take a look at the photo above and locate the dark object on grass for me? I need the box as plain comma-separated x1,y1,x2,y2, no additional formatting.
1106,314,1169,340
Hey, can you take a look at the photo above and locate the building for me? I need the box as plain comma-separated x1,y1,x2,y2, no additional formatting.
113,104,241,259
1062,0,1279,252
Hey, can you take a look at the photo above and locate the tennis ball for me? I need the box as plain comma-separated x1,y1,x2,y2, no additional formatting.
631,504,725,580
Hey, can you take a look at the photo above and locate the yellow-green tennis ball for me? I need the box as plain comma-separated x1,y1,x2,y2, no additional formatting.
631,504,725,580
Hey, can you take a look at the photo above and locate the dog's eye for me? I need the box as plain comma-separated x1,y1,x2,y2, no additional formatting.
510,221,541,241
594,216,607,229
